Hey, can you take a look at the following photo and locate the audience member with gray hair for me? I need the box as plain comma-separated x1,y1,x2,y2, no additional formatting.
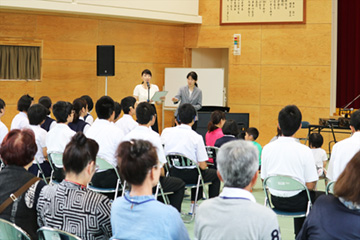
195,140,280,240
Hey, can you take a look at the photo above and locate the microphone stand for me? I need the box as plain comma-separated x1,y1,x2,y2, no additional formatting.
147,82,150,103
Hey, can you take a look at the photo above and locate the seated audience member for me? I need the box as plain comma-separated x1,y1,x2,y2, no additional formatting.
205,110,225,146
68,98,90,133
0,129,46,239
245,127,262,170
327,109,360,181
10,94,34,130
123,102,185,212
86,96,124,188
309,133,328,177
0,98,8,144
27,104,51,178
261,105,319,236
195,140,280,240
111,140,189,240
214,119,239,148
37,132,112,240
46,101,75,181
297,150,360,240
38,96,56,131
161,104,220,214
113,102,122,122
115,96,138,135
80,95,94,125
269,127,282,143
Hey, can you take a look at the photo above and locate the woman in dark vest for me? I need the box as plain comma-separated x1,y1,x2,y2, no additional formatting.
68,98,90,133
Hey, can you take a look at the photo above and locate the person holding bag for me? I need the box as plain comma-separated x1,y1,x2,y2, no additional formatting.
0,129,46,239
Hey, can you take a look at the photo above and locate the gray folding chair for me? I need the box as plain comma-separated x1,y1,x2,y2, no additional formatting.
326,181,335,195
166,153,210,222
47,152,64,185
263,175,312,218
88,156,124,200
205,146,219,167
37,226,81,240
0,218,31,240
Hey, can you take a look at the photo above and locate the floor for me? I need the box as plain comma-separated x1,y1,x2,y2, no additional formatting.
181,176,327,240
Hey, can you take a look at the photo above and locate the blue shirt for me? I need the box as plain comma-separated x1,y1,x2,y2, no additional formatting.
111,192,189,240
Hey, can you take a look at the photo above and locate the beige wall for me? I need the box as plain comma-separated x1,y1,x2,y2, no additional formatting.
0,0,334,147
185,0,333,146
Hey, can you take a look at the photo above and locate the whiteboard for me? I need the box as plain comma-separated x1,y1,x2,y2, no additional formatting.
164,68,225,108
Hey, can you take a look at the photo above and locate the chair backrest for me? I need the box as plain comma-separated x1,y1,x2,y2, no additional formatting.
0,218,31,240
166,153,197,169
326,181,335,195
48,152,63,168
205,146,219,159
95,156,121,180
263,175,312,209
37,226,81,240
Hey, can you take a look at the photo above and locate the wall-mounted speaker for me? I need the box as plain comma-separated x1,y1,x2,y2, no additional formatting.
97,45,115,76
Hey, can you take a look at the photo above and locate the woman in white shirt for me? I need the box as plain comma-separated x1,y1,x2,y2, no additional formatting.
133,69,162,133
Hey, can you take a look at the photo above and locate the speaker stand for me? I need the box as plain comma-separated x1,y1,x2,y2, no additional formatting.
105,76,108,96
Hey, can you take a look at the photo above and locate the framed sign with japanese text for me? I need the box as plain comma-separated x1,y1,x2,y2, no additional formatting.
220,0,306,25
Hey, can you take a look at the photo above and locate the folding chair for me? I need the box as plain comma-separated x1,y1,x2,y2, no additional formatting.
205,146,219,168
34,159,48,184
0,218,31,240
326,181,335,195
47,152,64,185
263,175,312,218
166,153,210,222
154,181,173,205
37,226,81,240
0,157,5,171
88,156,124,200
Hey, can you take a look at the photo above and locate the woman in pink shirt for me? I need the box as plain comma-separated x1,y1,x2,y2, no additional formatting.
205,111,226,163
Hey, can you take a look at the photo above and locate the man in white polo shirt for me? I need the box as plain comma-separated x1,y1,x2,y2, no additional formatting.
115,96,138,135
86,96,125,189
123,102,185,212
10,94,33,130
261,105,319,237
327,110,360,181
161,103,220,214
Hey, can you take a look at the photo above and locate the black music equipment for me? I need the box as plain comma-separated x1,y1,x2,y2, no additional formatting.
339,117,351,128
97,45,115,76
319,118,339,127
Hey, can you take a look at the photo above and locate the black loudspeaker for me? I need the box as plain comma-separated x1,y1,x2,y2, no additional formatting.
97,45,115,76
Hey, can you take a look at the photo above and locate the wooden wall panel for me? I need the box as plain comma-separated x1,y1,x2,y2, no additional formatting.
0,12,37,38
306,0,332,24
43,41,96,60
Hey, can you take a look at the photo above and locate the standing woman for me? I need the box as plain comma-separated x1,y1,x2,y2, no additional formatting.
133,69,162,133
172,71,202,130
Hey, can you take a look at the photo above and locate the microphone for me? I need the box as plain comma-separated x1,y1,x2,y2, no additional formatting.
147,82,150,102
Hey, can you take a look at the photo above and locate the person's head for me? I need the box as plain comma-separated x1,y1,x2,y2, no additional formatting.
117,139,160,186
121,96,137,115
309,133,324,148
27,104,47,126
17,94,34,112
0,129,37,167
222,119,240,137
141,69,152,84
72,98,87,122
245,127,259,141
95,96,115,120
136,102,155,125
80,95,94,112
187,71,198,88
278,105,302,136
217,140,258,188
178,103,196,125
334,150,360,204
207,110,226,132
38,96,52,115
53,101,74,123
114,102,122,121
350,110,360,131
0,98,6,118
63,132,99,177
